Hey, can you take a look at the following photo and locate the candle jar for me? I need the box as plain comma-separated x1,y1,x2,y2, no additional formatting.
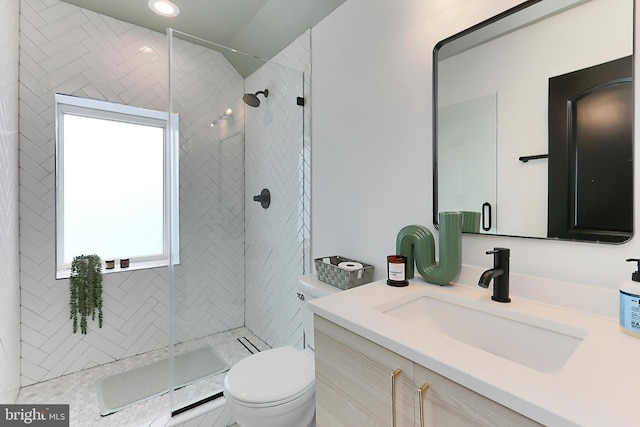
120,258,130,268
105,260,115,270
387,255,408,287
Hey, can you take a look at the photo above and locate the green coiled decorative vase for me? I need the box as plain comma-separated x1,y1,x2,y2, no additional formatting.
395,212,462,286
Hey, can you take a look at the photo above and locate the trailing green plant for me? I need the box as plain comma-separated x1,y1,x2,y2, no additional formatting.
69,254,103,334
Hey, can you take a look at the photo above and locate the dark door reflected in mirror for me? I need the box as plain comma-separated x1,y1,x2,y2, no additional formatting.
548,56,633,243
433,0,634,243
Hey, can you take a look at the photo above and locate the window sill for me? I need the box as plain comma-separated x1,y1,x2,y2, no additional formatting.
56,259,171,279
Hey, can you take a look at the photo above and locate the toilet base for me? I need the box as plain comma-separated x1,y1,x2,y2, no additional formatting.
232,412,315,427
225,389,315,427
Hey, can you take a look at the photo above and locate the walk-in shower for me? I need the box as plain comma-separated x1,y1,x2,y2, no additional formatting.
167,29,308,414
11,2,310,423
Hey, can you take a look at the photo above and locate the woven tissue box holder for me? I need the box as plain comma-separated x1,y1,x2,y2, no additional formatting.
314,256,374,290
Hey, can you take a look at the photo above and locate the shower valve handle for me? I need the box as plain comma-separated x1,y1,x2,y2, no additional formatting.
253,188,271,209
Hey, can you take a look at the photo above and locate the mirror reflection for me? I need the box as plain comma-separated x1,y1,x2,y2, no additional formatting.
433,0,633,243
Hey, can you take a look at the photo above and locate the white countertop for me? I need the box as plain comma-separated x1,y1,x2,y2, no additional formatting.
305,274,640,427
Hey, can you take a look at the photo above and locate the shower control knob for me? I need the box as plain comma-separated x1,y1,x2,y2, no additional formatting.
296,292,305,301
253,188,271,209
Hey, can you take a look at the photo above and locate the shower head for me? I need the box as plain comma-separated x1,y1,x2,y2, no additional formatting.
243,89,269,107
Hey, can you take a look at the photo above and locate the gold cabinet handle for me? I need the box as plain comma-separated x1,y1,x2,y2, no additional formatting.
418,383,429,427
391,368,402,427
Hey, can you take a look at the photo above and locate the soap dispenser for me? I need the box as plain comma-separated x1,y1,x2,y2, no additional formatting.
620,258,640,337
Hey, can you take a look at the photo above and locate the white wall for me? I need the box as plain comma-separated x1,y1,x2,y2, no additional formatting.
0,0,21,404
311,0,639,293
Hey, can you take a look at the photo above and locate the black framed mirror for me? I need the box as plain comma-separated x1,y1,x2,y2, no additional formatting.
433,0,634,243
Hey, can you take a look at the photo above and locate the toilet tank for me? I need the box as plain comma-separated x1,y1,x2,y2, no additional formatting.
297,276,342,350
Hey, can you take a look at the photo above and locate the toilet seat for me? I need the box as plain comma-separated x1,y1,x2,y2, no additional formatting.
224,346,315,406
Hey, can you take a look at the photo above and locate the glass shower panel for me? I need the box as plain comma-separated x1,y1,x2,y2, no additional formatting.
244,61,306,349
167,29,305,413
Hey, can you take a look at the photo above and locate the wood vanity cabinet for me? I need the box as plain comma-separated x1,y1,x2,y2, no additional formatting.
314,315,542,427
314,315,414,426
412,363,542,426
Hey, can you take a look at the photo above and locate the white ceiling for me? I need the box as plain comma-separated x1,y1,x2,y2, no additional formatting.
61,0,346,76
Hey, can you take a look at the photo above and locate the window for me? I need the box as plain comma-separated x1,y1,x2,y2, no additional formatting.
55,94,178,278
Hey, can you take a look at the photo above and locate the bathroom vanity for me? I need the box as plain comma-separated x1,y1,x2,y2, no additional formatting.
314,316,541,426
305,274,640,426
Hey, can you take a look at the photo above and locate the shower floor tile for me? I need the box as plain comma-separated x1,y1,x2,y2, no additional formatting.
16,327,270,427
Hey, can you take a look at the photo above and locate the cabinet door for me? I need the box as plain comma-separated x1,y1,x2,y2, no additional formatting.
315,315,415,427
413,363,543,427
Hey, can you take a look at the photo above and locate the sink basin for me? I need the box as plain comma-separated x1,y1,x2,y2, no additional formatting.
376,291,587,373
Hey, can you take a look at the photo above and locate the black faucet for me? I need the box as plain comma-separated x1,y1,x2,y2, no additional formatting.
478,247,511,303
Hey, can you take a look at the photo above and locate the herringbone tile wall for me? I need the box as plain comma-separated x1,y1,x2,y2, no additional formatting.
244,31,311,349
169,34,245,343
0,0,21,404
277,29,312,279
18,0,245,386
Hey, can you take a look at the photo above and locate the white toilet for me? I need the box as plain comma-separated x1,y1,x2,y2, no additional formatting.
223,277,341,427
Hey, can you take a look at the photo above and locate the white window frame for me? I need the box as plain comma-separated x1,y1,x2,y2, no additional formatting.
55,94,179,278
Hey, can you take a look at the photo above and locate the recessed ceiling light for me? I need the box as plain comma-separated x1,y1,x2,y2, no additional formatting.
148,0,180,17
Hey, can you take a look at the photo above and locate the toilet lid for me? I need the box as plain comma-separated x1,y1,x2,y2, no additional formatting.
224,346,314,405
